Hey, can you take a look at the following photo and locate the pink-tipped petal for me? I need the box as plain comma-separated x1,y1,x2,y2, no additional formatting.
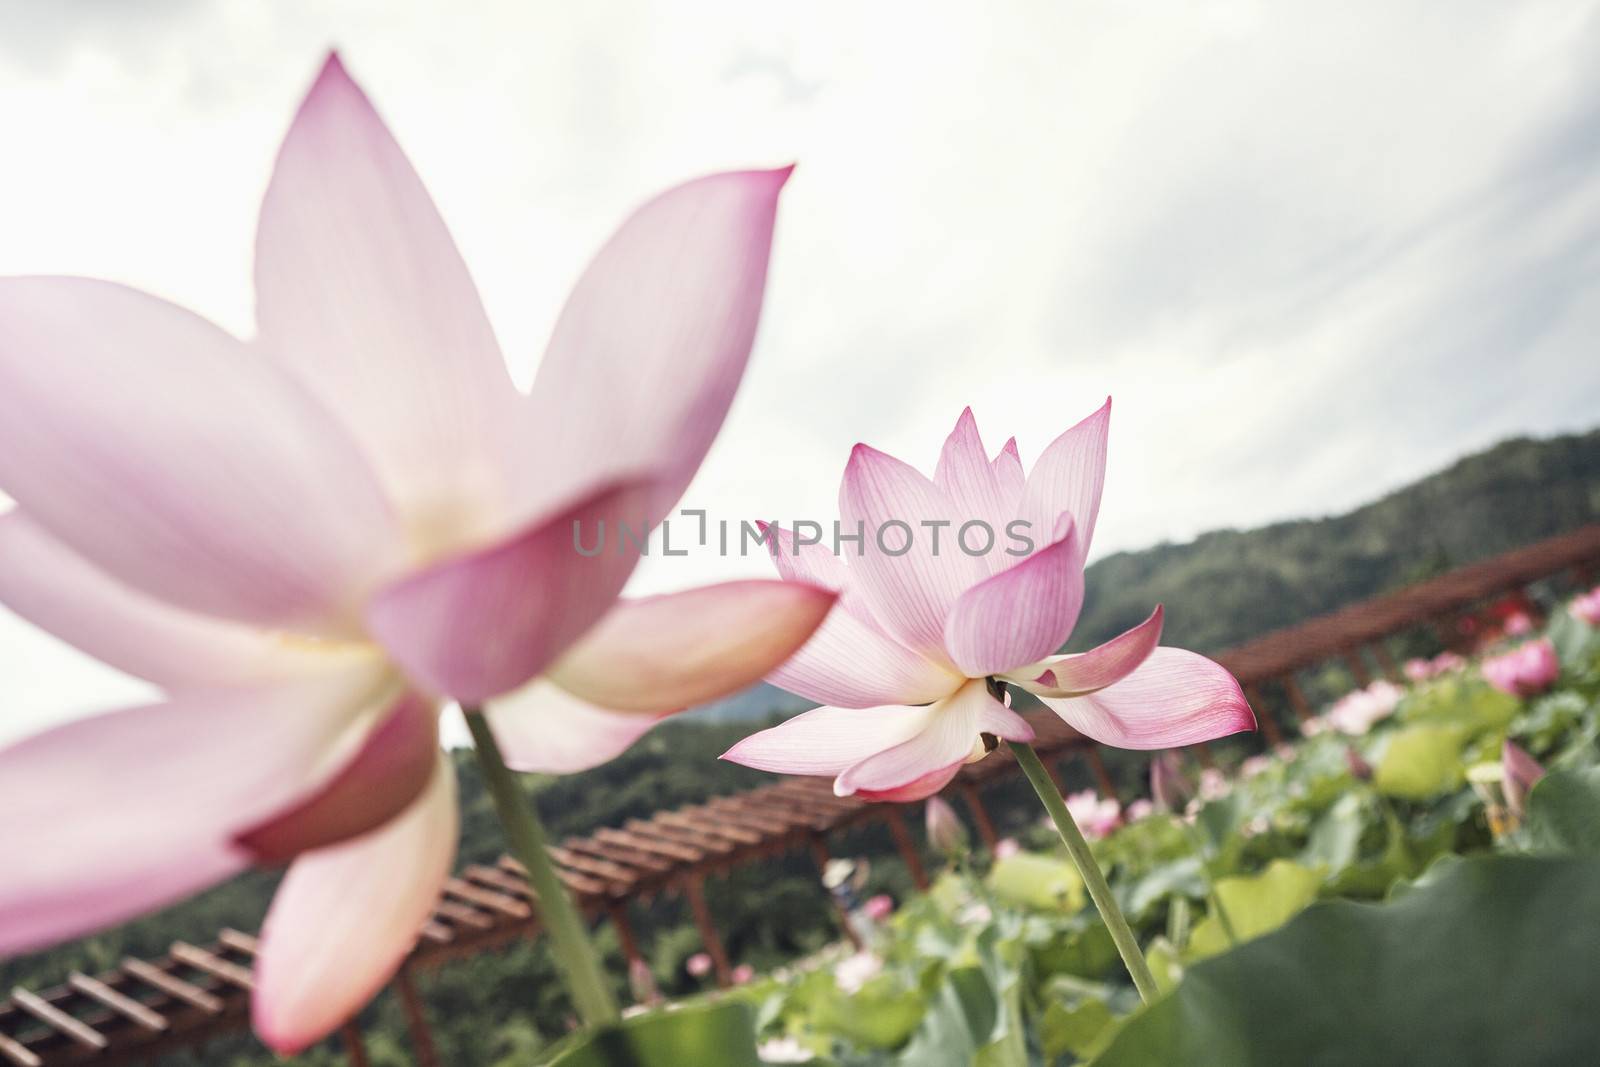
253,754,456,1054
1020,398,1110,564
854,763,964,803
0,511,371,687
834,680,1004,797
236,691,439,862
525,167,791,524
367,480,653,704
0,278,402,634
839,445,989,663
1039,647,1256,750
1002,606,1164,697
722,703,942,777
0,662,396,956
549,580,835,713
992,438,1025,514
256,54,519,549
487,681,672,774
934,408,1006,544
943,521,1085,677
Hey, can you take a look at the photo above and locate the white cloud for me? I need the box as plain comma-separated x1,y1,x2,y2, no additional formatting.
2,0,1598,742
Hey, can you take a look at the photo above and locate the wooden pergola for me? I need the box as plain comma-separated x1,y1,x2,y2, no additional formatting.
4,524,1597,1066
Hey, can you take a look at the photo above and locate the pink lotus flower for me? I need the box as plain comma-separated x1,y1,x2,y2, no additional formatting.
0,55,833,1051
732,964,757,985
686,953,715,979
1570,586,1600,626
1501,740,1546,821
1066,789,1123,839
1482,638,1560,698
1124,799,1155,822
993,837,1023,859
863,893,896,921
1240,754,1274,779
1317,680,1404,736
1404,651,1467,682
722,404,1254,800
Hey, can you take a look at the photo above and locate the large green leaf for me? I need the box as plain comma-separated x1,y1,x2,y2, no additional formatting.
541,1000,762,1066
987,852,1085,912
1093,856,1600,1066
1374,724,1466,799
1185,859,1320,961
1525,765,1600,855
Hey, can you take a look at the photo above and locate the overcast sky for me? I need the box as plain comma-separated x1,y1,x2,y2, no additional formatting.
3,0,1599,744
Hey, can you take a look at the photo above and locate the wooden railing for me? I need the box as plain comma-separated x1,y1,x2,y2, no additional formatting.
3,524,1597,1066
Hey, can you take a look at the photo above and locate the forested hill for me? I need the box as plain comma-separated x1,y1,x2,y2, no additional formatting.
700,427,1600,721
1070,428,1600,654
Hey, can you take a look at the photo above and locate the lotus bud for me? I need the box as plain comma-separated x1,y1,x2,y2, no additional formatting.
1501,740,1546,822
925,796,969,856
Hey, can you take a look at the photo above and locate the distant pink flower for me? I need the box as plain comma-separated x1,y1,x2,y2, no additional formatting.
833,952,883,993
1501,740,1546,821
0,55,833,1052
732,964,756,985
1482,639,1560,698
1503,612,1535,637
1125,799,1154,822
723,404,1255,800
1066,790,1122,839
994,838,1023,859
1240,754,1274,779
1322,681,1404,736
1406,651,1467,682
1198,767,1231,800
687,953,714,979
1570,587,1600,626
925,796,969,854
863,894,895,921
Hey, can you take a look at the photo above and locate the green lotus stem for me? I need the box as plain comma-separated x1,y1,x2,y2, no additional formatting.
1009,740,1160,1003
1180,817,1239,946
464,707,621,1028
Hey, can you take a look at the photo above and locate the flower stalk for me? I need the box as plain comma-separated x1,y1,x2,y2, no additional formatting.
463,708,620,1028
1009,738,1160,1003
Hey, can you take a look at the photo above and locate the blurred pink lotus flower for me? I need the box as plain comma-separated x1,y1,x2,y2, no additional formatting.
722,404,1254,800
1312,680,1405,737
686,953,714,979
863,893,896,921
925,795,969,854
1503,611,1535,637
993,837,1023,859
0,55,834,1052
1066,789,1122,839
1125,799,1155,822
1404,651,1468,682
1570,587,1600,626
1501,740,1546,821
732,964,757,985
833,952,884,994
1240,754,1274,779
1482,639,1560,698
1198,766,1231,800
